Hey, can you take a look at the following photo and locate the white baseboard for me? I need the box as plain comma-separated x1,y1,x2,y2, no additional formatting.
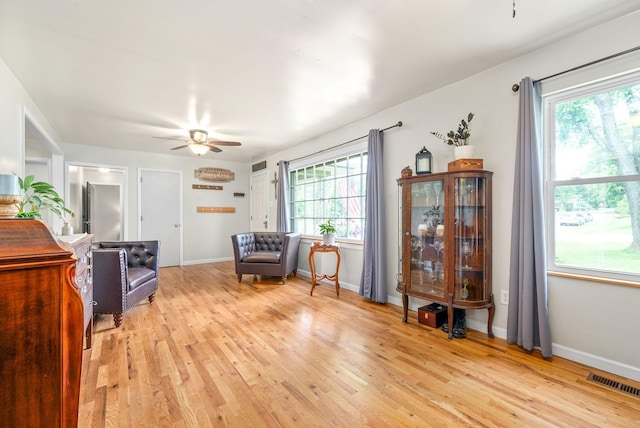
552,344,640,382
181,257,233,266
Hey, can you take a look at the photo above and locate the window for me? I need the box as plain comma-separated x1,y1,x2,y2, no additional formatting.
289,150,367,241
545,71,640,283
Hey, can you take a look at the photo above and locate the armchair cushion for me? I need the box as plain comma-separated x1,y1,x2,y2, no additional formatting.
242,252,281,263
128,267,156,290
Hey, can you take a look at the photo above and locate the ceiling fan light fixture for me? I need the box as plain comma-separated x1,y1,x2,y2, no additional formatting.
189,144,209,156
189,129,208,143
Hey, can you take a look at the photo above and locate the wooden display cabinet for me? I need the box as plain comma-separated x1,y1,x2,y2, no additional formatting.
0,219,84,427
397,170,494,339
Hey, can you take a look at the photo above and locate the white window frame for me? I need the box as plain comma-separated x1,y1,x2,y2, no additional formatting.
544,69,640,284
288,141,367,242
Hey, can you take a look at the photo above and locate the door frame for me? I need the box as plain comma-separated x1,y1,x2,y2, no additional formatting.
138,168,183,266
65,161,128,238
26,156,53,226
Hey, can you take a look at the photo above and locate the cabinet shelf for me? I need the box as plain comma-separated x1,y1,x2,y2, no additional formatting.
397,170,495,339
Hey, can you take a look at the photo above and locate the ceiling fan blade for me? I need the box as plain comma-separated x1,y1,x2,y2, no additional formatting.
208,145,223,153
170,145,189,150
209,140,242,146
153,136,190,143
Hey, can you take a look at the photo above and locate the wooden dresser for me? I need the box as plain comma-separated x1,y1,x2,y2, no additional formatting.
0,219,83,427
59,233,94,348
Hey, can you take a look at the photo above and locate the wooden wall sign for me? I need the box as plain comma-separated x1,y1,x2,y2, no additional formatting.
192,184,223,190
197,206,236,214
194,167,234,182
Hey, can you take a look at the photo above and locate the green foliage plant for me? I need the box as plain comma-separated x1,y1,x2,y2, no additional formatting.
319,220,337,235
430,113,474,146
14,174,74,220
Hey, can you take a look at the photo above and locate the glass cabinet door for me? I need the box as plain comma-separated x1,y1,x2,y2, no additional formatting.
408,178,445,299
453,176,488,302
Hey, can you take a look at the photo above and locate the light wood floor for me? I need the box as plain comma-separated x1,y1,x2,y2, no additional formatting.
79,261,640,427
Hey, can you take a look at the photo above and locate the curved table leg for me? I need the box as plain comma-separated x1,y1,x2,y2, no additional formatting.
447,293,454,340
487,293,495,338
334,248,341,296
401,294,408,323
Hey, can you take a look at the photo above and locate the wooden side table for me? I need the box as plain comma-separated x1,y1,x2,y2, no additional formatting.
308,244,341,296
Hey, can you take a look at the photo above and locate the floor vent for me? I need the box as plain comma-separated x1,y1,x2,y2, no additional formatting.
587,373,640,398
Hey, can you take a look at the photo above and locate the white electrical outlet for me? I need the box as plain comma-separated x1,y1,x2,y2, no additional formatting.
500,290,509,305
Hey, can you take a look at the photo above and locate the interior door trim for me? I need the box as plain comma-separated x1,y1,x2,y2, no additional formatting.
64,161,129,239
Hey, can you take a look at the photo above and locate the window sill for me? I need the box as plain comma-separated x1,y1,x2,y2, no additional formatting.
547,270,640,289
301,236,364,249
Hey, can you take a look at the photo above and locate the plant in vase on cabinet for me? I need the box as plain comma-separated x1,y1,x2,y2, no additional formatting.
318,220,337,245
14,174,74,223
430,112,475,160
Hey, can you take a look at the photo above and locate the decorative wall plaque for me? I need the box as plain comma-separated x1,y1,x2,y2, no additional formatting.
194,167,235,182
192,184,223,190
197,206,236,213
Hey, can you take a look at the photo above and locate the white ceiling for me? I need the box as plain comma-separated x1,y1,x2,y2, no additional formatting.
2,1,640,162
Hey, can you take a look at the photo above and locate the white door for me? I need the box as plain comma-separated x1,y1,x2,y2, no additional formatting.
250,172,270,231
87,182,122,241
139,169,182,267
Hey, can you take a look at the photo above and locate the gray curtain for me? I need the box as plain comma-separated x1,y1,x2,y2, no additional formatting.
276,161,290,232
359,129,387,303
507,77,552,357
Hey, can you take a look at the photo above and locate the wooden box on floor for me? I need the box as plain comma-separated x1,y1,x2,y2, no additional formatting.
417,303,448,328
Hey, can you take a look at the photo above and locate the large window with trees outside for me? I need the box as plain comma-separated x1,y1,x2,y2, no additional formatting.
289,151,367,241
545,71,640,283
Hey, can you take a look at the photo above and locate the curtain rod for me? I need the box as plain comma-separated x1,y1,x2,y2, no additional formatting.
281,121,403,165
511,45,640,92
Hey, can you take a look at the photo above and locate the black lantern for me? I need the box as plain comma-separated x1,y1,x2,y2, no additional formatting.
415,146,432,174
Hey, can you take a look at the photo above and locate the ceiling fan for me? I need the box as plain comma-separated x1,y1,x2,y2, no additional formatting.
153,129,241,156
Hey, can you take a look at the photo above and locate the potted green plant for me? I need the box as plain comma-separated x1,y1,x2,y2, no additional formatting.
319,220,337,245
14,174,74,223
430,113,475,159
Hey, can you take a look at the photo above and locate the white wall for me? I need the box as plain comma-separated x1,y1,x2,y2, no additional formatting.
0,57,24,174
62,142,251,262
0,56,62,176
264,11,640,381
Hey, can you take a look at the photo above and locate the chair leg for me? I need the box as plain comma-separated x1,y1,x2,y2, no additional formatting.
113,313,123,328
237,274,243,282
148,293,156,304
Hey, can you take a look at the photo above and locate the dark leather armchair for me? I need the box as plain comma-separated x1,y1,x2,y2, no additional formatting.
92,240,160,327
231,232,301,283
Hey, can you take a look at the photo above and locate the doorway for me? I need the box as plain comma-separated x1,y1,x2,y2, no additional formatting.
25,157,53,226
66,164,126,240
